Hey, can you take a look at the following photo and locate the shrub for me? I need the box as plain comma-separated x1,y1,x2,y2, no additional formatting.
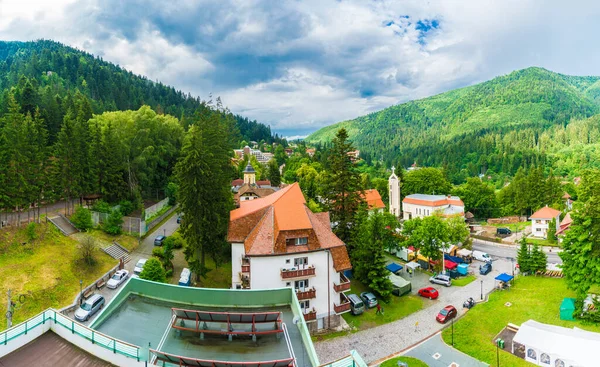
71,205,93,231
92,200,111,213
165,268,173,278
78,235,98,266
118,200,134,216
166,182,178,206
26,222,38,242
139,258,166,283
152,247,164,259
166,231,185,249
104,209,123,235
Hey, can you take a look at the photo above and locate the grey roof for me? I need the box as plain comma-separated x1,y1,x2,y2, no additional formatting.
243,163,256,174
405,194,462,202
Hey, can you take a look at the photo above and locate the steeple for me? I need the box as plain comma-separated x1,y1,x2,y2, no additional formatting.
243,162,256,185
389,166,401,218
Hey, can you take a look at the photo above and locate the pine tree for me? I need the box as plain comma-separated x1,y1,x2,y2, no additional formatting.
530,244,547,274
267,159,281,186
322,128,364,244
517,238,531,274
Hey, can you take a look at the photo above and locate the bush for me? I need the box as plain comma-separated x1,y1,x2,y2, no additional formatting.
165,268,173,278
152,247,164,259
104,209,123,235
166,231,185,249
92,200,112,213
26,222,38,242
139,258,166,283
118,200,134,216
71,205,93,231
78,235,98,266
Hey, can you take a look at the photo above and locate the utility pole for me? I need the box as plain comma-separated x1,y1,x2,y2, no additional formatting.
6,289,12,329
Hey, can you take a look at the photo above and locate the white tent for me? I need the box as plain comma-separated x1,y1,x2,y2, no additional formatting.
512,320,600,366
405,262,421,271
457,248,472,257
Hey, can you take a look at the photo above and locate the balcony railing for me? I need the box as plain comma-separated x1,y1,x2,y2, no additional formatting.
303,309,317,321
296,287,316,301
333,273,351,293
334,293,351,314
281,266,315,279
241,258,250,273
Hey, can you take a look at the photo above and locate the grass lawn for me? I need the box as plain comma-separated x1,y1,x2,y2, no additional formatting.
380,356,428,367
486,221,529,233
194,256,232,289
526,237,560,248
0,223,117,329
453,274,476,287
79,229,139,251
341,279,423,331
441,276,600,366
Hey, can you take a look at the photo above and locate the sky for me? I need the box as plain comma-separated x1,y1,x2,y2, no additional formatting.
2,1,600,138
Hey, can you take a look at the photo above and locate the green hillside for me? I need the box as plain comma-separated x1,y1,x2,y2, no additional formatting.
307,67,600,182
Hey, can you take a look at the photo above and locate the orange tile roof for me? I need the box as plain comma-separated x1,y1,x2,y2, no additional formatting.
361,189,385,210
530,206,561,219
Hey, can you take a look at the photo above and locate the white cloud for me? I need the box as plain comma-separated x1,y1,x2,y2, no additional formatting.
2,0,600,135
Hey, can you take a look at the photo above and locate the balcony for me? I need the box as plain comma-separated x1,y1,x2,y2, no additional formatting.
334,294,351,314
281,266,315,279
241,257,250,273
296,287,316,301
303,309,317,322
333,273,351,293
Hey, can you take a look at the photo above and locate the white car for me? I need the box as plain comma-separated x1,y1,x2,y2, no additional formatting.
133,258,147,277
107,270,129,289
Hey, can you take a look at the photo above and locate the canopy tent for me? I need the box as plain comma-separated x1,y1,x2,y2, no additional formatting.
560,298,576,321
457,248,472,257
385,263,403,274
388,273,412,296
512,320,600,367
444,253,465,264
444,260,458,270
406,262,421,271
495,273,514,282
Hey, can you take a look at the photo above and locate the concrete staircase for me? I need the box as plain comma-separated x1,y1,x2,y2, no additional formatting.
48,214,79,236
102,242,130,263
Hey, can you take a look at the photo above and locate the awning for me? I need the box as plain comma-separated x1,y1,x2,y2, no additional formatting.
457,249,472,257
386,263,403,274
444,260,458,269
495,273,514,282
406,262,421,270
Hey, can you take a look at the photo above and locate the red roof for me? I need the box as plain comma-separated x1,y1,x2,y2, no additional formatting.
231,179,244,187
402,195,464,207
530,206,561,220
562,192,571,199
361,189,385,210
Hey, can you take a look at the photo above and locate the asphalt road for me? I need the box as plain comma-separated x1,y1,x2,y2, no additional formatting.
472,238,562,264
126,212,180,272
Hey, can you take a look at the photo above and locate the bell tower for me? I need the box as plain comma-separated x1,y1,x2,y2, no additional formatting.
389,166,401,217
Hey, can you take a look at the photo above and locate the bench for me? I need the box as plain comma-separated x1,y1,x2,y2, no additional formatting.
82,288,94,300
96,278,106,289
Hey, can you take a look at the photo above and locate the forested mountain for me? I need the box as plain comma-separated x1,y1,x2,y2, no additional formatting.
306,67,600,183
0,40,282,144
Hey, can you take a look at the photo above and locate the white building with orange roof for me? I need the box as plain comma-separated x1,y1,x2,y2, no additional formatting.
228,183,353,332
530,206,561,238
401,194,465,220
361,189,385,214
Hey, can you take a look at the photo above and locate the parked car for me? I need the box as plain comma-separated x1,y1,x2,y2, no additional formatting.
496,227,512,236
463,297,476,309
479,262,492,275
107,270,129,289
154,235,166,246
177,216,182,224
418,287,439,300
347,294,365,315
74,294,105,322
133,258,148,277
436,305,457,323
429,274,452,287
360,292,378,309
473,250,492,263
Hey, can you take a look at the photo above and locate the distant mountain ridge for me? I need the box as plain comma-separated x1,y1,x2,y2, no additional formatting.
306,67,600,181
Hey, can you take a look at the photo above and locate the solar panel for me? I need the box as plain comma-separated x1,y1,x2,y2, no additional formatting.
150,349,293,367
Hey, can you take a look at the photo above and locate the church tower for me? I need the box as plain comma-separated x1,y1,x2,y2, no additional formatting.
389,166,401,217
243,162,256,185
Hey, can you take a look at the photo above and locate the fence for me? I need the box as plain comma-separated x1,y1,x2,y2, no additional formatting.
91,212,143,237
60,264,121,315
0,309,144,365
143,204,178,236
144,198,170,221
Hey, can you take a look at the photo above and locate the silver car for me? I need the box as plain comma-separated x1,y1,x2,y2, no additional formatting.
430,274,452,287
107,270,129,289
133,258,147,277
74,294,105,322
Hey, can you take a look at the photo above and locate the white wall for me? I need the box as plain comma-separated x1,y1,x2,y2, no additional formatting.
249,250,341,329
231,243,245,288
531,215,560,238
402,203,464,220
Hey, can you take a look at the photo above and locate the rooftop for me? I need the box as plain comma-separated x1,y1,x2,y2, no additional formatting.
361,189,385,210
530,206,561,219
403,194,464,207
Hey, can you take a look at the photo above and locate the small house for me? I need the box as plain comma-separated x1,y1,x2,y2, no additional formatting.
529,206,561,238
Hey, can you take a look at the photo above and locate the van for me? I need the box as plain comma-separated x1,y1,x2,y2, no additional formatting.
473,250,492,263
154,235,166,246
347,294,365,315
74,294,105,322
496,227,512,236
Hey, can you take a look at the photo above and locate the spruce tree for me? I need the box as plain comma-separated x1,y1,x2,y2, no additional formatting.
530,244,547,274
267,159,281,186
517,238,531,274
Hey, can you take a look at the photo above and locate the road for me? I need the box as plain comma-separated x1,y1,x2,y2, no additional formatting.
472,238,562,264
126,212,180,272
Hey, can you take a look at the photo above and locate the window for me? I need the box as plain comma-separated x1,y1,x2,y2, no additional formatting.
285,259,290,264
295,279,309,290
540,353,550,364
527,349,537,360
285,282,291,287
536,228,542,232
294,257,308,267
296,237,308,245
300,300,310,310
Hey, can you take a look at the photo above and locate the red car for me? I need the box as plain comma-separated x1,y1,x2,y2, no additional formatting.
436,305,457,323
418,287,439,300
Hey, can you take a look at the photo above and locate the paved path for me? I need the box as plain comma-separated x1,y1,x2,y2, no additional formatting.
405,333,488,367
473,238,562,264
314,259,512,365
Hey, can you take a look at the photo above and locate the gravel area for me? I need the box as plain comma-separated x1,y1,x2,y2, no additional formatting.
315,258,512,365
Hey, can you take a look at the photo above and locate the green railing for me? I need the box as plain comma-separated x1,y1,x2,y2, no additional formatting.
1,309,143,361
319,351,367,367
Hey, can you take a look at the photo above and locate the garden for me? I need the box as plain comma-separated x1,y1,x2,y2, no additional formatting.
441,276,600,366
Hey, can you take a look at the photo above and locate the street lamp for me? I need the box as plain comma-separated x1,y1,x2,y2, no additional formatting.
511,258,515,277
451,317,454,346
496,340,500,367
79,279,83,305
163,228,166,237
480,280,483,301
